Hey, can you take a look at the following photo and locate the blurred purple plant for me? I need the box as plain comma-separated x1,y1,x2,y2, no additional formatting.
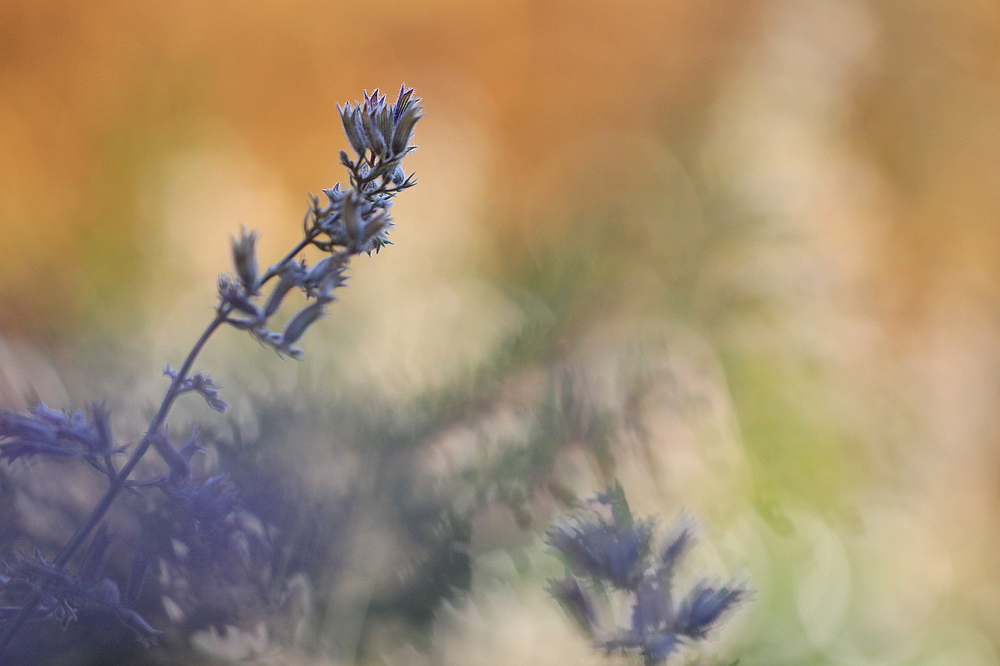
0,527,159,647
548,483,745,665
547,491,653,590
0,403,122,473
0,85,423,657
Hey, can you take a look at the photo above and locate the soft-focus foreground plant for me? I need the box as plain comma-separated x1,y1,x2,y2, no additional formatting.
548,483,745,665
0,85,423,658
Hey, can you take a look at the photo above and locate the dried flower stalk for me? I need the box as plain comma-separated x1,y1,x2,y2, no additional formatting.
0,85,423,655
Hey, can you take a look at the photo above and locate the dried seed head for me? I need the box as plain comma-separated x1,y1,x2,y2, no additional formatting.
231,227,259,294
360,210,391,252
312,272,345,302
282,301,327,345
323,183,345,203
392,84,415,122
252,327,304,358
388,165,407,186
391,102,424,156
263,273,297,318
361,108,386,157
218,275,261,320
338,104,366,156
377,105,394,151
341,192,363,245
305,255,340,283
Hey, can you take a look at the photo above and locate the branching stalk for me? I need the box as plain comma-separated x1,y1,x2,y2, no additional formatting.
0,84,423,656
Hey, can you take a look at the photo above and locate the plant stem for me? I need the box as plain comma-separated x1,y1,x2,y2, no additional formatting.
257,227,320,288
0,310,228,654
1,221,318,655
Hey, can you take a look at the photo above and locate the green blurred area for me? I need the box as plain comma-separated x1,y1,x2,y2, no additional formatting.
2,0,1000,664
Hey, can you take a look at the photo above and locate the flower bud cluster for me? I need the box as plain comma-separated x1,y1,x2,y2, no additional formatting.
339,85,422,170
548,483,745,665
0,86,423,653
216,85,423,358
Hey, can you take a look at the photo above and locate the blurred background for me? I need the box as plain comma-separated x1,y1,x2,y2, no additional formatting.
2,0,1000,664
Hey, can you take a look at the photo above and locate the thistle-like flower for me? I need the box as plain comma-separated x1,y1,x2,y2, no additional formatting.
546,485,653,589
548,484,745,665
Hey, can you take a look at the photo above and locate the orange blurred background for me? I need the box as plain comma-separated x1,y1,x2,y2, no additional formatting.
0,0,753,327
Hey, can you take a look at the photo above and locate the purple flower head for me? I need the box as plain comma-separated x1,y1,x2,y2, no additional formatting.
547,575,598,634
673,584,745,640
547,510,652,589
610,575,743,664
548,484,746,665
